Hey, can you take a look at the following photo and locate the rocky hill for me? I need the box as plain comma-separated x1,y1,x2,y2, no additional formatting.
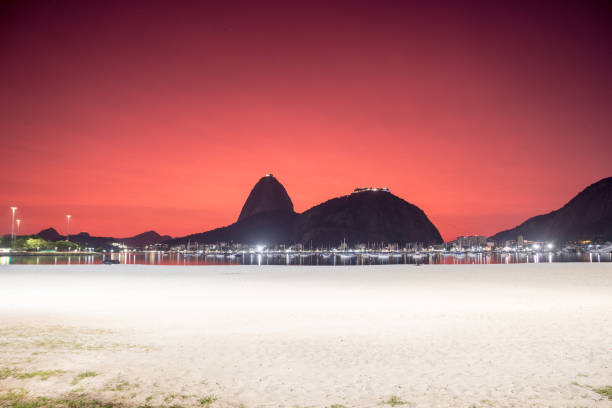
168,177,442,247
296,189,443,246
490,177,612,243
237,174,294,222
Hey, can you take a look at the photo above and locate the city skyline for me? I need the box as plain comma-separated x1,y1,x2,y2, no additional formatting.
1,1,611,241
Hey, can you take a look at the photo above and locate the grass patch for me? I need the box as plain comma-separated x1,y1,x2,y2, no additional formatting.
384,395,408,406
103,376,134,392
0,367,15,380
0,390,205,408
0,367,65,381
16,369,66,380
329,405,347,408
0,390,122,408
72,371,99,385
592,385,612,399
0,325,153,354
163,393,177,403
198,395,217,406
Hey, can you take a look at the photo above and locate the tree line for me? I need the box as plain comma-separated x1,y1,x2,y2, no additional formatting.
1,235,80,251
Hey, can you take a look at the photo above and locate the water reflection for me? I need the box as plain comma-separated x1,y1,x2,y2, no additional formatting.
1,251,611,265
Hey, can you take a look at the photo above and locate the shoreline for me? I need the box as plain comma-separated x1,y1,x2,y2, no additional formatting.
1,251,100,256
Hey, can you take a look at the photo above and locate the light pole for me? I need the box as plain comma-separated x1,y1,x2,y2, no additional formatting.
16,219,21,235
66,214,71,241
10,207,17,249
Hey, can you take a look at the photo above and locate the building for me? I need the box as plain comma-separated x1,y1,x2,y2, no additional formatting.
352,187,390,194
454,235,487,250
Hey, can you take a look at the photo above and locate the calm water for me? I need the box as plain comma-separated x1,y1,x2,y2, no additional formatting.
1,251,611,265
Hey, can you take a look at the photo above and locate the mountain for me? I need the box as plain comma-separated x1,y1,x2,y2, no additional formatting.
164,174,297,246
164,211,297,247
38,227,63,242
36,228,170,248
296,189,443,246
237,174,294,222
490,177,612,243
122,231,171,247
168,176,443,247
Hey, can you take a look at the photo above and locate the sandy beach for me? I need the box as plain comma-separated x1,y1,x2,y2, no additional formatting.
0,263,611,407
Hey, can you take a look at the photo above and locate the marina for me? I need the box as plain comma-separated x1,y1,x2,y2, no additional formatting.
2,249,611,265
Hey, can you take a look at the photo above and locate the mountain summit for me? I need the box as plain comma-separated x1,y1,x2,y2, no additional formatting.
490,177,612,243
237,174,295,222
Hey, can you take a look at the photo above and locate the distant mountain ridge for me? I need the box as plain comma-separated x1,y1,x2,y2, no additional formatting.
490,177,612,243
38,228,64,242
37,228,170,248
167,175,443,247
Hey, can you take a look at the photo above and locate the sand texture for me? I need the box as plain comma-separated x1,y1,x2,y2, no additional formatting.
0,263,611,407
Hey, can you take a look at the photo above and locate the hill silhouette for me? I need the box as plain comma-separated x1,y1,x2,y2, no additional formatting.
168,176,442,247
490,177,612,243
37,228,170,248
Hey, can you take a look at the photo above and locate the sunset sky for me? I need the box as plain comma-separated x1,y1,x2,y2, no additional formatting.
1,1,611,241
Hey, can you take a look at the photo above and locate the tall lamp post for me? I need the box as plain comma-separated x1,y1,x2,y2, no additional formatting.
16,219,21,235
10,207,17,249
66,214,71,241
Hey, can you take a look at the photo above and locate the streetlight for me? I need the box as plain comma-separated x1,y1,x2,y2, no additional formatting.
66,214,71,241
16,219,21,235
10,207,17,248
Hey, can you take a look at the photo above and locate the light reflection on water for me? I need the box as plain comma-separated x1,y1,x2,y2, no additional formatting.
1,251,611,265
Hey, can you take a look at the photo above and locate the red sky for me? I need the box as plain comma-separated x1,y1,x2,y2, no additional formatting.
1,1,611,241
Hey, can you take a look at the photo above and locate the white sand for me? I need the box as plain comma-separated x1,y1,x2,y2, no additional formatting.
0,263,611,407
